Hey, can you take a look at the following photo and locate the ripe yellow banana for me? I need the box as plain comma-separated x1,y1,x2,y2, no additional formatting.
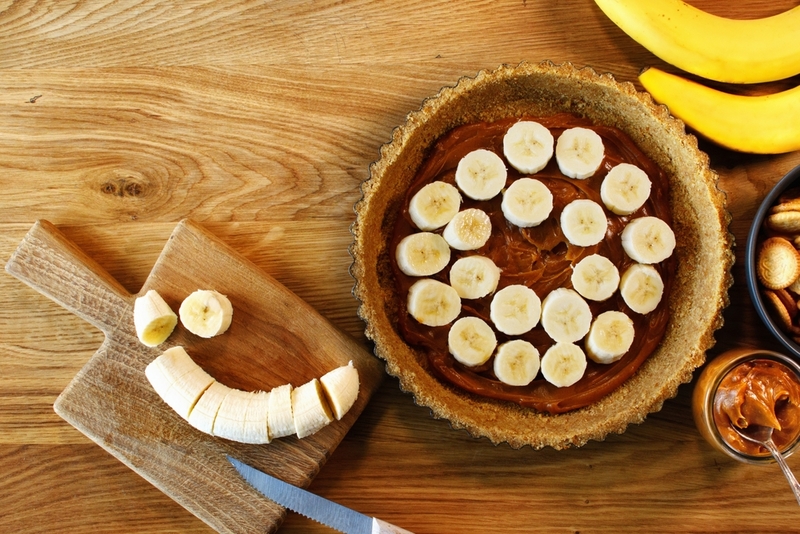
594,0,800,84
639,68,800,154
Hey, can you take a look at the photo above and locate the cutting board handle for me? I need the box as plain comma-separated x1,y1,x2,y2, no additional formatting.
5,220,132,335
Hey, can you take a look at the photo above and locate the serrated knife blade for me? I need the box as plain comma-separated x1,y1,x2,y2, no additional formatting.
228,456,413,534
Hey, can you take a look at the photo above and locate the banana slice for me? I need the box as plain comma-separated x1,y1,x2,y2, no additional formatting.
540,288,592,343
179,289,233,338
133,289,178,347
620,263,664,315
188,381,231,435
320,361,360,420
493,339,540,386
540,342,587,388
145,346,215,420
502,120,554,174
213,389,252,442
600,163,652,215
571,253,620,301
455,149,507,200
267,383,295,439
292,378,334,439
489,284,541,335
621,216,676,264
408,181,462,231
443,208,492,250
240,390,271,444
501,178,554,227
555,127,605,179
407,278,461,326
395,231,451,277
560,199,608,247
449,255,501,299
448,316,497,366
586,310,635,364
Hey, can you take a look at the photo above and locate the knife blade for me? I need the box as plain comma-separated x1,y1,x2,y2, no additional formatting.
228,456,413,534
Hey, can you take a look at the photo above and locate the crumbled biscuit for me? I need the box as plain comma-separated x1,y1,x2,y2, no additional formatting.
757,236,800,289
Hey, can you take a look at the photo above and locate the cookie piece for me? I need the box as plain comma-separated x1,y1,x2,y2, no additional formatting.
757,236,800,289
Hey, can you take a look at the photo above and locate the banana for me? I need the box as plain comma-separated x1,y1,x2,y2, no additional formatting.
493,339,540,387
407,278,461,326
449,255,501,299
408,181,462,231
133,289,178,347
489,284,541,335
179,289,233,338
594,0,800,84
560,199,608,247
555,127,605,179
292,378,334,439
639,67,800,154
448,316,497,367
241,390,271,444
443,208,492,250
621,216,676,264
145,346,215,420
320,361,360,420
540,288,592,343
455,149,507,200
501,177,554,227
619,263,664,314
540,342,587,388
585,310,636,364
600,163,651,216
502,120,555,174
395,231,451,277
570,253,620,302
188,381,231,435
213,389,254,442
267,383,295,439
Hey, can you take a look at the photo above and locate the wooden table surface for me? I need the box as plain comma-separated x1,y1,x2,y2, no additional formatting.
3,1,800,532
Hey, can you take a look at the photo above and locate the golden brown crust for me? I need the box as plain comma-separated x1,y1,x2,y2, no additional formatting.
350,61,734,449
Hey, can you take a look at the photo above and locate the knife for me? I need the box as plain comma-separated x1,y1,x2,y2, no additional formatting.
228,456,414,534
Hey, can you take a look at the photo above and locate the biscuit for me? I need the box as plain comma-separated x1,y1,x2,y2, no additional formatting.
767,211,800,233
757,236,800,289
764,290,795,331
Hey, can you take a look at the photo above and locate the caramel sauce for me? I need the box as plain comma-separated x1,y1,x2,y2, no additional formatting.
388,115,675,414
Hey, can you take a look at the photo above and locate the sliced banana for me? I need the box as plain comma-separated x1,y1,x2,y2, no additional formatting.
240,390,271,444
408,181,462,231
502,120,554,174
179,289,233,338
540,288,592,343
395,232,451,277
320,361,360,420
213,389,253,442
442,208,492,250
621,216,676,264
407,278,461,327
571,253,620,301
555,127,605,179
292,378,334,439
267,383,295,439
493,339,540,386
620,263,664,315
145,346,216,420
586,310,636,364
560,199,608,247
455,149,507,200
489,284,542,335
188,381,231,435
133,289,178,347
501,178,554,227
449,255,501,299
600,163,652,215
448,316,497,367
540,342,587,388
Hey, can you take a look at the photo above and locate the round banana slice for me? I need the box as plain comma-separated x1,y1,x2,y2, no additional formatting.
560,199,608,247
555,127,605,179
395,231,451,276
455,149,507,200
489,284,542,335
620,263,664,314
621,216,676,264
541,287,592,343
501,178,554,227
408,181,462,231
493,339,540,386
448,316,497,366
600,163,652,215
443,208,492,250
540,342,587,388
133,289,178,347
407,278,462,327
449,255,501,299
502,120,554,174
586,311,635,364
179,289,234,338
571,253,620,301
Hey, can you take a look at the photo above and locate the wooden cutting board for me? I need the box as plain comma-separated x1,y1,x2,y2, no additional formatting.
4,219,385,533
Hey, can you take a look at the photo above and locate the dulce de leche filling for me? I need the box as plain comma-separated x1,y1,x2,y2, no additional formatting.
388,114,675,414
714,359,800,456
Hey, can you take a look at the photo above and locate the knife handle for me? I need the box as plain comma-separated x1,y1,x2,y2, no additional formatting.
372,517,414,534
